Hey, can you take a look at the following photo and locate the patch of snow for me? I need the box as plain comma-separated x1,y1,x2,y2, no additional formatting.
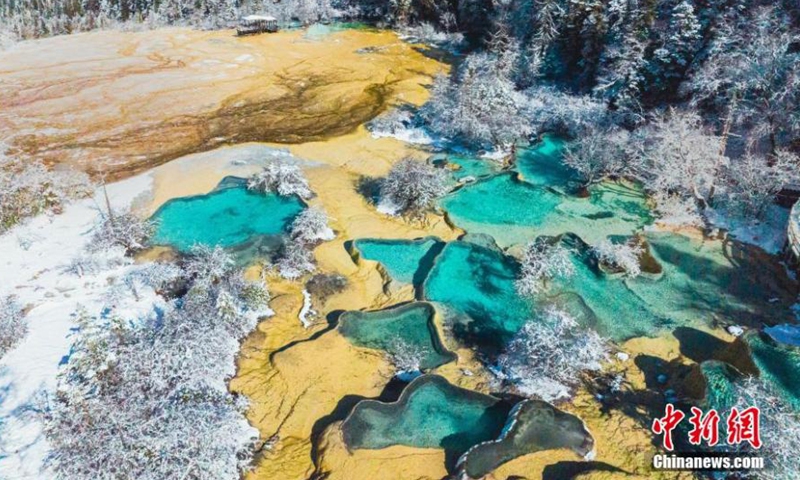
727,325,745,337
615,352,629,362
298,289,315,328
479,147,510,161
0,173,154,479
707,205,790,254
370,126,433,145
376,198,401,216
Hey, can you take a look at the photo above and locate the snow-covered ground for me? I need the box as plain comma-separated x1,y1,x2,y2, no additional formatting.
0,173,154,479
706,205,791,255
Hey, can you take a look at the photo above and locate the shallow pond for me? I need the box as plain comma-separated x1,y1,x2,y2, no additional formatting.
338,303,456,370
342,375,511,466
423,240,535,349
515,135,572,187
352,237,444,286
151,179,304,252
441,173,651,248
458,399,593,478
546,233,797,342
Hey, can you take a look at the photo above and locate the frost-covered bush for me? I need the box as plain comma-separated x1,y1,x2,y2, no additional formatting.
289,207,334,245
525,86,613,137
563,127,631,186
247,162,312,199
366,106,431,144
720,376,800,480
720,150,800,220
105,263,185,305
306,273,348,301
516,238,575,295
386,339,428,376
592,239,643,278
651,191,704,227
0,296,26,358
631,109,724,210
88,208,156,254
44,250,270,480
497,308,608,402
421,52,532,148
0,154,93,233
275,242,316,280
183,245,236,285
379,158,449,217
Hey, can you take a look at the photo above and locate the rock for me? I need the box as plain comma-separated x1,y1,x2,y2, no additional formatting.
458,176,476,184
727,325,744,337
615,352,629,362
657,374,668,384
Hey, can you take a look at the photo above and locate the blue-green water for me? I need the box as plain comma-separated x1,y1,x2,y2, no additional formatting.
432,153,502,182
342,375,511,459
701,334,800,425
625,233,796,331
352,237,444,285
338,303,456,370
441,173,652,248
423,240,535,348
516,135,573,188
546,244,669,342
151,182,304,252
746,333,800,410
458,399,594,478
543,233,797,342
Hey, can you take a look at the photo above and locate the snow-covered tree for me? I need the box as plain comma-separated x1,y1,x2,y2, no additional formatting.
0,296,26,358
247,162,312,199
379,158,449,217
496,307,608,401
720,150,800,219
274,242,316,280
515,0,564,84
648,0,702,93
631,109,725,210
43,252,270,480
591,238,643,277
651,191,704,227
593,0,647,109
88,207,156,254
0,153,92,233
516,238,575,295
421,52,532,148
689,6,800,154
525,86,612,137
717,376,800,480
183,245,236,286
289,207,334,245
562,126,631,186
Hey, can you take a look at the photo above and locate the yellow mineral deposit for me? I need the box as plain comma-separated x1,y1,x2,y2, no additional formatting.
0,26,442,179
0,24,693,480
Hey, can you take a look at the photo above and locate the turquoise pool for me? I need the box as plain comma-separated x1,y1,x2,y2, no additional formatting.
151,179,305,252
